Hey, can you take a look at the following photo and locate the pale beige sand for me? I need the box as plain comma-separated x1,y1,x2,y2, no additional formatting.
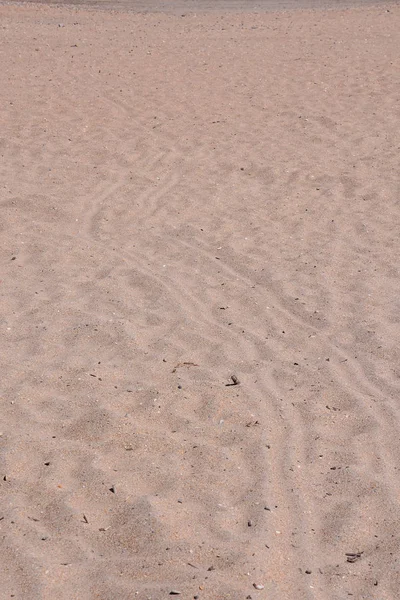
1,3,400,599
12,0,397,12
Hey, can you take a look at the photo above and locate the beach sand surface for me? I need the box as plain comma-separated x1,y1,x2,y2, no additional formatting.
0,2,399,599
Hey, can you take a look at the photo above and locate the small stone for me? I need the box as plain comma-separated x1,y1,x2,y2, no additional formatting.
305,569,312,574
253,584,264,590
248,520,253,527
169,592,181,596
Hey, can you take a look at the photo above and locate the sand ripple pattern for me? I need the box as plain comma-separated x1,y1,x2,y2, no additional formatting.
1,4,399,599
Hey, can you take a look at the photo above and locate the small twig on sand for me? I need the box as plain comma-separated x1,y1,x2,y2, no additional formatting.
226,374,240,386
345,552,363,563
172,362,199,373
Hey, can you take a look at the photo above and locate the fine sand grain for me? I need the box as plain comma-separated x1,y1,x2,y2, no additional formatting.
1,2,399,599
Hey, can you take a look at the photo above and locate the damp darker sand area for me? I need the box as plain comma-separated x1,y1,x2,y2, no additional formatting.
0,1,399,599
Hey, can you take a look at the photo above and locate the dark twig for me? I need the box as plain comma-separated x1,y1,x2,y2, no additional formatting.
226,375,240,386
346,552,363,563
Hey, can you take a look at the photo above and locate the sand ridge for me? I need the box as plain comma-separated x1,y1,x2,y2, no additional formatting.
1,3,400,599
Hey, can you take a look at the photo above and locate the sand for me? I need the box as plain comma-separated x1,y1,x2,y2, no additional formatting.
1,1,399,599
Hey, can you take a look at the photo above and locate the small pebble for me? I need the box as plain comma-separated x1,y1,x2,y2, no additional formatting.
169,592,181,596
253,584,264,590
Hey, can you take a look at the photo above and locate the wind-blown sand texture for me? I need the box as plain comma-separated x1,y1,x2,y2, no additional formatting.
1,2,399,599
